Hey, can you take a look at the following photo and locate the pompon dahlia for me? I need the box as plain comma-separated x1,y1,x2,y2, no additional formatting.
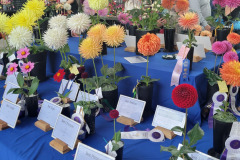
212,0,226,7
103,25,125,47
43,28,68,50
23,0,46,19
223,51,239,63
67,13,91,35
225,0,240,8
212,41,227,55
200,30,212,38
79,37,102,59
178,12,199,30
137,33,161,56
175,0,189,12
227,32,240,45
172,84,198,108
88,0,108,10
222,40,233,52
8,26,33,50
83,0,95,15
49,15,67,29
87,24,106,43
220,61,240,87
162,0,175,10
0,13,9,33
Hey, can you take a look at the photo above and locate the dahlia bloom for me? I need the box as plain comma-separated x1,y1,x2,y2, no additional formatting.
212,0,226,7
212,41,227,55
6,63,18,75
103,25,125,47
98,8,108,17
17,47,30,59
223,51,239,63
67,13,91,35
227,32,240,45
21,61,34,73
220,61,240,87
222,40,233,52
178,12,199,30
79,37,102,59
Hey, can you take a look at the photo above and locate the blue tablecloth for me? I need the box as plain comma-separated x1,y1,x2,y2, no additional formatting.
48,37,228,126
0,37,239,160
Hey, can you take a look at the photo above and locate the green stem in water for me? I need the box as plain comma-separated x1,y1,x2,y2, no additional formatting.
146,56,149,77
92,58,99,87
183,108,188,146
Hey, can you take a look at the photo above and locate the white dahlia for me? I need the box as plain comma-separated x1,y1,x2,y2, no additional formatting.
67,13,91,35
43,28,68,50
48,15,67,29
63,3,71,11
8,26,33,50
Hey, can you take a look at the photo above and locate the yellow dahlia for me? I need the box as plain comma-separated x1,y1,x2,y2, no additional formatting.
2,17,14,35
200,30,212,38
179,12,199,30
87,24,107,43
88,0,108,10
79,37,102,59
0,13,9,33
220,61,240,87
23,0,46,19
103,25,125,47
12,9,37,30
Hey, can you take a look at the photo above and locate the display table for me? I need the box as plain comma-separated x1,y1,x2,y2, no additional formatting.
48,37,230,125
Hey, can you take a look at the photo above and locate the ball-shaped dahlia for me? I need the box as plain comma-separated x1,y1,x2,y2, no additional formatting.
222,40,233,52
172,84,198,108
223,51,239,63
109,109,119,119
212,41,227,55
227,32,240,45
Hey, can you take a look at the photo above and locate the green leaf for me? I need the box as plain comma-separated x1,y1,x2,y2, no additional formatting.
17,73,24,88
60,60,68,69
95,102,103,108
161,146,180,157
12,88,25,94
68,55,79,64
171,126,184,133
28,77,39,95
187,123,204,146
100,64,108,76
114,62,123,72
115,130,121,142
112,143,120,151
63,91,71,98
62,44,70,53
179,145,195,154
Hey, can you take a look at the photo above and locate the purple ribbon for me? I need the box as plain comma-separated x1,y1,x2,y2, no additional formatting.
100,109,113,122
208,103,214,128
220,149,228,160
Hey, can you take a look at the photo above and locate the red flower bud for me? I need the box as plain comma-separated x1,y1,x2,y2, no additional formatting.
109,109,119,119
68,73,75,80
81,72,88,79
78,66,85,73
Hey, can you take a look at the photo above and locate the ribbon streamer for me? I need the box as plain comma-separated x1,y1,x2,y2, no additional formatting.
171,58,183,86
229,86,240,116
225,136,240,154
182,59,190,82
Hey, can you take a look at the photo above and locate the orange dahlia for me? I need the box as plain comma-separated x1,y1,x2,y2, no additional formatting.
79,37,102,59
87,24,107,43
178,12,199,30
162,0,176,10
220,61,240,87
175,0,189,12
227,32,240,45
200,30,212,38
103,25,125,47
137,33,161,56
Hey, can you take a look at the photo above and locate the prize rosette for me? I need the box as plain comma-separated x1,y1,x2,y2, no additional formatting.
225,136,240,154
212,91,227,106
50,97,61,104
148,129,165,142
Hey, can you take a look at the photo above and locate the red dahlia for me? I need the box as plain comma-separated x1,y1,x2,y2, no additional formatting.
109,109,119,119
172,84,198,108
53,69,65,82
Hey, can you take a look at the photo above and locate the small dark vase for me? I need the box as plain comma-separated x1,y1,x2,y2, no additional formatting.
84,107,97,135
61,105,71,118
164,28,176,52
136,30,155,55
136,82,154,117
101,88,118,112
187,47,194,71
102,42,107,55
128,25,137,36
208,117,233,158
25,94,39,117
28,52,48,82
216,28,230,41
64,69,71,80
114,141,124,160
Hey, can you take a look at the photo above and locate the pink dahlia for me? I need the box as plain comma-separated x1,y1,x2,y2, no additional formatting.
225,0,240,8
17,47,30,59
98,8,108,17
83,0,95,16
212,41,227,55
118,12,130,25
212,0,226,7
222,40,233,52
21,61,34,73
6,63,18,75
223,51,239,62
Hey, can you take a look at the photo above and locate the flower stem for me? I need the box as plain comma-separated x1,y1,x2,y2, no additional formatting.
37,20,42,41
92,58,99,87
114,119,116,141
214,54,218,72
183,108,188,146
101,55,104,67
146,56,149,77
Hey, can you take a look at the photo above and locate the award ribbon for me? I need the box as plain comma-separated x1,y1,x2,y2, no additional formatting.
229,86,240,116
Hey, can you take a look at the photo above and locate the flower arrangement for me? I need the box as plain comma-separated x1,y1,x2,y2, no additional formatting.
137,33,160,86
7,47,39,97
161,84,204,160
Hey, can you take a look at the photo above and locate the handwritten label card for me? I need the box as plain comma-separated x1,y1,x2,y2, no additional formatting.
52,114,81,150
152,105,186,136
124,56,147,64
37,100,63,128
74,142,115,160
3,82,19,103
0,100,21,128
5,72,18,85
0,64,3,75
76,91,98,102
59,79,80,101
116,95,146,123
